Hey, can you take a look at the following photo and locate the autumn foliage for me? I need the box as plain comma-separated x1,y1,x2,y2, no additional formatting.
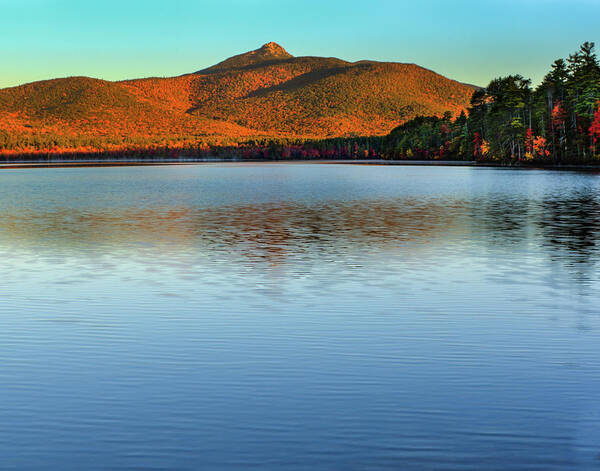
0,43,474,157
383,42,600,163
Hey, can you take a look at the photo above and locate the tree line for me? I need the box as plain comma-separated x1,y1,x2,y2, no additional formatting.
382,42,600,163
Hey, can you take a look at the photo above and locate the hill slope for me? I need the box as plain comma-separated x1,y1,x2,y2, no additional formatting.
0,42,476,153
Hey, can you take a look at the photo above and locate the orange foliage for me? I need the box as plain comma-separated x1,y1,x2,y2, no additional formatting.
0,43,475,155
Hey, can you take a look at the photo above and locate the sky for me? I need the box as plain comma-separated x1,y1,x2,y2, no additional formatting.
1,0,599,89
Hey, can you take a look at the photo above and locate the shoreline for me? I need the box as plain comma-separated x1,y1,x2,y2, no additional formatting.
0,158,599,170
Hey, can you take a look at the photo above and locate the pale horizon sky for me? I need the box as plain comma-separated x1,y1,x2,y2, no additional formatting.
1,0,599,89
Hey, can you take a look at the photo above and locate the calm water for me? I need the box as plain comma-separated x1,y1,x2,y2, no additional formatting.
0,164,599,470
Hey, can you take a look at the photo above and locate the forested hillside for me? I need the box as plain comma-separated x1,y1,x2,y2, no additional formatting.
0,42,475,156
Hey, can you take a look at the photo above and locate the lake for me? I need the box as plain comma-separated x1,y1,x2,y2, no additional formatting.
0,163,599,470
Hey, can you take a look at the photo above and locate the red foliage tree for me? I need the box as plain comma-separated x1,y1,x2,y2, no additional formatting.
589,102,600,154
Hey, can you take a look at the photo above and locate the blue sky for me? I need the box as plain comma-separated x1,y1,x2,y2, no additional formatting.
1,0,599,88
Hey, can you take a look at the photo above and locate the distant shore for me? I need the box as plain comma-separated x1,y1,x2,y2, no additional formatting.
1,158,600,170
0,158,476,169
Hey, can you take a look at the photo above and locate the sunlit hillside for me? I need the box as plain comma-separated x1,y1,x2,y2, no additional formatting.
0,42,475,155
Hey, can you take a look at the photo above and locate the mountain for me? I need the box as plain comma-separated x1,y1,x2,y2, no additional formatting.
0,42,476,154
200,42,294,73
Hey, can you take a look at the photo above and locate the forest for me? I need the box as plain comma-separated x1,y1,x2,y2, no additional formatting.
382,42,600,164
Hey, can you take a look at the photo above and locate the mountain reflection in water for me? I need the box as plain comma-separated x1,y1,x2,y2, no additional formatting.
1,194,598,277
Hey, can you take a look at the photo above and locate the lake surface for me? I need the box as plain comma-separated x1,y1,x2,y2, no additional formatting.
0,163,599,470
